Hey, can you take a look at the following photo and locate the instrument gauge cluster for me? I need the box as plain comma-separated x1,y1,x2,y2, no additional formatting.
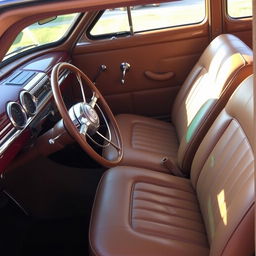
7,90,38,130
20,91,37,116
6,102,27,130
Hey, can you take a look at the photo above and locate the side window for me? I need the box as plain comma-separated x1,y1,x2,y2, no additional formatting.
90,1,206,38
227,0,252,19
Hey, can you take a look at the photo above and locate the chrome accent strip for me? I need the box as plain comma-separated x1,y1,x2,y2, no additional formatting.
0,70,70,156
30,75,49,95
59,69,70,84
3,190,28,215
0,123,12,137
24,72,46,91
20,90,37,116
6,102,27,130
0,90,52,156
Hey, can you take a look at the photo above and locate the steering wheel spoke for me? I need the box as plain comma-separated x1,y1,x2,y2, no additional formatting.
51,62,123,167
89,92,99,108
79,123,88,136
76,73,87,104
96,131,121,151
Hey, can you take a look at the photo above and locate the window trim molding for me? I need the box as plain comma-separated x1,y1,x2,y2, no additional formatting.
225,0,252,20
86,2,207,40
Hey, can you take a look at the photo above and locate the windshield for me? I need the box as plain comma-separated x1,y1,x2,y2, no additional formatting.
4,13,80,61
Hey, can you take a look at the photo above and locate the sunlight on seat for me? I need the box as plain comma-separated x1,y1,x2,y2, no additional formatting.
217,190,227,226
186,99,214,142
185,51,242,128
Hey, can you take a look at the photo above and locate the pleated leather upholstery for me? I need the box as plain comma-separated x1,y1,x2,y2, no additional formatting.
103,114,179,173
90,167,209,256
131,182,208,247
90,75,254,256
191,75,254,255
103,34,253,175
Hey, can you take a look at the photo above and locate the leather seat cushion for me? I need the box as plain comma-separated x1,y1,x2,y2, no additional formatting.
103,114,179,173
90,166,209,256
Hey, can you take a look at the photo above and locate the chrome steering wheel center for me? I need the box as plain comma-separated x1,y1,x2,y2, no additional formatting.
84,104,99,124
69,102,100,134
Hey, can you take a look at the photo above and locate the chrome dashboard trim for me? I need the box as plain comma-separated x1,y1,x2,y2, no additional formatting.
0,69,70,156
24,72,46,91
6,102,27,130
0,123,12,137
20,90,37,116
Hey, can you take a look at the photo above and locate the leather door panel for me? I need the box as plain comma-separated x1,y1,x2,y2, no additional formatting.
223,18,252,48
72,23,209,119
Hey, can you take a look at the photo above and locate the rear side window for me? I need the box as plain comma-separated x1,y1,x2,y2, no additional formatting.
90,1,206,38
227,0,252,18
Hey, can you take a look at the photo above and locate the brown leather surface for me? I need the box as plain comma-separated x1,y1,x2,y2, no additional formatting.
90,167,209,256
73,25,209,118
223,16,252,48
191,75,254,255
173,34,253,174
103,114,179,173
90,75,254,256
220,205,254,256
104,34,253,175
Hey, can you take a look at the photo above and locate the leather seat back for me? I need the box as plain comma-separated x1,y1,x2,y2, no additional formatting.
191,75,254,255
171,34,253,175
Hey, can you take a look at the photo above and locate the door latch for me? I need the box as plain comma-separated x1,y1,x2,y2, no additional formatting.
120,62,130,85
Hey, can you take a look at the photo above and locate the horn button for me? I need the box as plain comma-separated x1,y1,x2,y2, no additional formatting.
84,104,99,124
70,103,100,134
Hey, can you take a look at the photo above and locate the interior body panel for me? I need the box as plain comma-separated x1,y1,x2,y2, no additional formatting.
73,24,210,118
103,34,253,175
0,0,253,255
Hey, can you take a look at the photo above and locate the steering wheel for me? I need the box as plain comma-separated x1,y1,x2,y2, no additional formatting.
50,62,123,167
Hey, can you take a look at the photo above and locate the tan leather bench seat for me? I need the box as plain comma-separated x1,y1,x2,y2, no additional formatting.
103,34,253,176
90,75,254,255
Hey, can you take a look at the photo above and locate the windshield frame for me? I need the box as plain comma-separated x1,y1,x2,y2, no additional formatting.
1,12,83,67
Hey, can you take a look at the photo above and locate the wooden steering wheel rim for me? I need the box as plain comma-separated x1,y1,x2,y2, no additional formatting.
51,62,123,167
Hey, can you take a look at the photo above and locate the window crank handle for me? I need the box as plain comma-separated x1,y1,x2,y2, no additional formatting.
120,62,130,85
93,64,107,84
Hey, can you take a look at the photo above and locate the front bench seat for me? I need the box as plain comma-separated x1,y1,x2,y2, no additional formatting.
103,34,253,176
90,75,254,256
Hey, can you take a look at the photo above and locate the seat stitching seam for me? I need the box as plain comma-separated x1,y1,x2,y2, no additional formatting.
133,197,199,213
134,188,196,202
133,217,206,235
133,206,203,223
134,181,193,193
132,226,209,247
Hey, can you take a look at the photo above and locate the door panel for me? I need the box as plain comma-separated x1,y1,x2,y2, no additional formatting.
72,22,209,119
223,18,252,48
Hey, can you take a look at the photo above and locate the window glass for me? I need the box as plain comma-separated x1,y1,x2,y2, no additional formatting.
227,0,252,18
91,9,130,36
5,13,80,61
90,1,205,37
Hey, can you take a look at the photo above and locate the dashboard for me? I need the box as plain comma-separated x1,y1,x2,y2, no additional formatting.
0,52,71,173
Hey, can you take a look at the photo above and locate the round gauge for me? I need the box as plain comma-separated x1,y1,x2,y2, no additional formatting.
20,91,37,116
7,102,27,129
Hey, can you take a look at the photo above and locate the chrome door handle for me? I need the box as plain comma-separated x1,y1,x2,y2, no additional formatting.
120,62,130,85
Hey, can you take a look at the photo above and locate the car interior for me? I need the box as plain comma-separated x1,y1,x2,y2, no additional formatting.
0,0,254,255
